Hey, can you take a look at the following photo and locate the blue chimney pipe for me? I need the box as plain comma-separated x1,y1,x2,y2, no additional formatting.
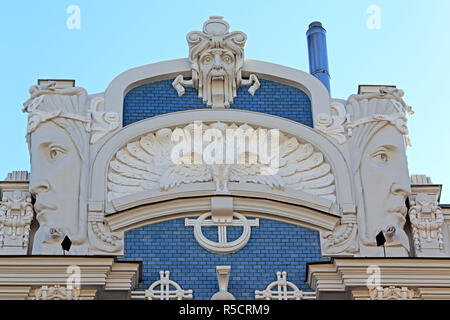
307,21,331,94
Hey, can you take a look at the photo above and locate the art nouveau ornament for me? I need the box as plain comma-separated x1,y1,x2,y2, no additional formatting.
107,122,336,202
23,82,119,255
315,102,347,145
185,212,259,254
172,16,260,108
345,87,413,257
32,285,80,300
0,191,34,254
369,286,416,300
409,193,444,252
133,271,193,300
211,266,235,300
255,272,316,300
321,213,359,256
88,97,120,144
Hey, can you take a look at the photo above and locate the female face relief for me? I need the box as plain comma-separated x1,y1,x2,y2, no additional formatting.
360,124,411,251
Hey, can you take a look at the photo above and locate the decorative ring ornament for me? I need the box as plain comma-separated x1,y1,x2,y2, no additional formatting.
186,212,259,254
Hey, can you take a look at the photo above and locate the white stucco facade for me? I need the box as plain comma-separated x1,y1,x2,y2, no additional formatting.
0,16,449,300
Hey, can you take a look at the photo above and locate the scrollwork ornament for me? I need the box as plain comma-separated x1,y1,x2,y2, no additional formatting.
321,213,359,255
315,102,347,144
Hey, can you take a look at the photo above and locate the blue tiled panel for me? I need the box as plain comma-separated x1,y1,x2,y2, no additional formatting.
123,79,313,127
119,218,328,300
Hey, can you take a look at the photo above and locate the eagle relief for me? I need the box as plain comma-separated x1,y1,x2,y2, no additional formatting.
107,122,336,202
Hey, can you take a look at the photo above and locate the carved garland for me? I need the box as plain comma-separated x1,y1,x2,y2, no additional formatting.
408,194,444,251
132,271,193,300
33,285,80,300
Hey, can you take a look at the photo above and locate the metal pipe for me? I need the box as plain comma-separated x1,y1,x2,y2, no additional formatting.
307,21,331,94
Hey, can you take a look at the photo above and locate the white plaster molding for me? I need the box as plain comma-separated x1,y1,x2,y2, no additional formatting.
32,285,80,300
346,87,413,145
90,110,354,220
411,174,433,185
409,193,444,253
104,262,141,291
320,212,359,256
255,271,316,300
315,101,347,145
103,59,330,127
108,182,337,215
344,87,413,257
0,257,140,295
0,287,32,300
22,82,122,256
185,212,259,254
87,219,124,255
4,171,29,182
132,271,193,300
106,197,339,236
106,122,337,203
308,259,450,298
88,97,120,144
211,266,235,300
173,17,260,109
368,286,416,300
0,190,34,255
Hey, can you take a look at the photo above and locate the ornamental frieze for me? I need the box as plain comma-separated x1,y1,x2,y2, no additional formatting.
106,122,337,203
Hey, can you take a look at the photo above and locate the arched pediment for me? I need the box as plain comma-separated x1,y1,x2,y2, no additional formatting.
103,58,330,127
89,109,355,234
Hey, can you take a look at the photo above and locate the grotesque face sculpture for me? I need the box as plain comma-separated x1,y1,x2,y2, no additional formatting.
360,124,411,250
30,121,82,253
172,17,260,109
185,16,248,108
199,47,236,108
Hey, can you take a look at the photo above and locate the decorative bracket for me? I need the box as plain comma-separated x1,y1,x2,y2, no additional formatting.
315,102,347,145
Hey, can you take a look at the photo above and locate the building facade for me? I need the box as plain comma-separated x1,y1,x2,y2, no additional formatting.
1,16,450,300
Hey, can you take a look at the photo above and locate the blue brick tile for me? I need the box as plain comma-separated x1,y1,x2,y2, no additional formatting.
119,218,328,300
123,79,313,127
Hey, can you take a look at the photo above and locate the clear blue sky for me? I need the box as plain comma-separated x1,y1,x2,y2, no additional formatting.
1,0,449,202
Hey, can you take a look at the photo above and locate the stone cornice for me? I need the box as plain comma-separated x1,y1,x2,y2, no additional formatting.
105,196,340,233
0,257,140,298
307,258,450,299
